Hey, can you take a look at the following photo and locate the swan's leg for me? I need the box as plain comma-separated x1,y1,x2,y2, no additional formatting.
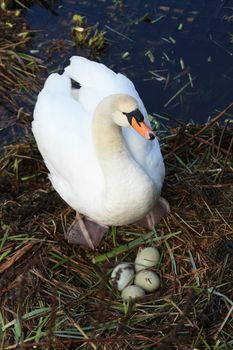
66,213,109,250
135,197,170,229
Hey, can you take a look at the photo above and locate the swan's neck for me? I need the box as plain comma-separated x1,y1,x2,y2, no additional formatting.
92,96,155,220
93,103,134,180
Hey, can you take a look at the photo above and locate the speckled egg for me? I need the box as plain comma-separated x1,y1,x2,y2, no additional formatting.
121,285,145,300
111,262,134,291
135,247,160,272
134,270,160,292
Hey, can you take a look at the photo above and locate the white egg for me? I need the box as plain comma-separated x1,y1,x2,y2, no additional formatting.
135,247,160,272
134,270,160,292
111,262,134,291
121,285,145,300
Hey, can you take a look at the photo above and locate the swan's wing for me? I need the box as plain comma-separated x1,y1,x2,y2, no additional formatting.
32,73,103,210
64,56,147,117
64,56,165,188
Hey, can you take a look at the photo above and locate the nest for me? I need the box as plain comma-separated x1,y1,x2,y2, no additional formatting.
1,104,232,349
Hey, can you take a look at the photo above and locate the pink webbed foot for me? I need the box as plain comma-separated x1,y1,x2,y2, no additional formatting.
66,213,109,250
136,197,170,229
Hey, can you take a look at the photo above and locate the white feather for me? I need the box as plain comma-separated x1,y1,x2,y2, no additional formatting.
32,56,165,225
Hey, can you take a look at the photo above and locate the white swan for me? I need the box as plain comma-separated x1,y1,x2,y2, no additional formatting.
32,56,169,249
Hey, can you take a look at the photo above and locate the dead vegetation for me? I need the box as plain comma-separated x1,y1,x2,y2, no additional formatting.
0,2,233,350
1,105,233,349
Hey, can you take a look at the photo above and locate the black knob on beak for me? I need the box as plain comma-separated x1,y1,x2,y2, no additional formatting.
148,132,155,140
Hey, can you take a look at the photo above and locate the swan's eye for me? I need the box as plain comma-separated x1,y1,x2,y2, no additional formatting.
123,109,155,140
123,109,144,126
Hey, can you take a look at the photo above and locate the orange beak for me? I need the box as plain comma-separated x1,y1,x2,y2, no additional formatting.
131,117,155,140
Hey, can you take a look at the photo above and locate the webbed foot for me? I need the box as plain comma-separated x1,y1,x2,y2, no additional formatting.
66,213,109,250
136,197,170,229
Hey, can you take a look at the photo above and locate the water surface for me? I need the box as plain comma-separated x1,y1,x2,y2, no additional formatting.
22,0,233,123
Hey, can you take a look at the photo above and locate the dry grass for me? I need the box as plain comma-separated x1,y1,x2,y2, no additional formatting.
1,106,233,349
0,4,233,350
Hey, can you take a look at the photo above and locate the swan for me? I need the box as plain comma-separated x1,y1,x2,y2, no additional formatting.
32,56,169,250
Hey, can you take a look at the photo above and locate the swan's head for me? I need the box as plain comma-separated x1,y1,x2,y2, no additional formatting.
112,95,155,141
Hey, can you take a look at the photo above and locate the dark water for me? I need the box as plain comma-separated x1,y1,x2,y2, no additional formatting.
25,0,233,124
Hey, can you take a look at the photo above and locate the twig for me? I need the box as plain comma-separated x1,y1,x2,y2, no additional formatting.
189,134,231,156
218,136,233,182
0,242,35,274
193,101,233,137
105,25,134,42
209,34,233,56
67,315,97,350
216,120,229,157
166,101,233,158
164,79,194,108
214,305,233,340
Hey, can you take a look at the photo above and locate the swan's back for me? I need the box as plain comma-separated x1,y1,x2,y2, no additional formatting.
65,56,147,115
65,57,164,187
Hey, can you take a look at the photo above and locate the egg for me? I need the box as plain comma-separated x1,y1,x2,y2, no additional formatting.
121,285,145,300
135,247,160,272
134,270,160,292
111,262,134,291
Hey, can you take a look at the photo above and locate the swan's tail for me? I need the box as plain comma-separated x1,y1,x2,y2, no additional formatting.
64,55,147,116
33,73,72,125
64,56,118,89
42,73,71,96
